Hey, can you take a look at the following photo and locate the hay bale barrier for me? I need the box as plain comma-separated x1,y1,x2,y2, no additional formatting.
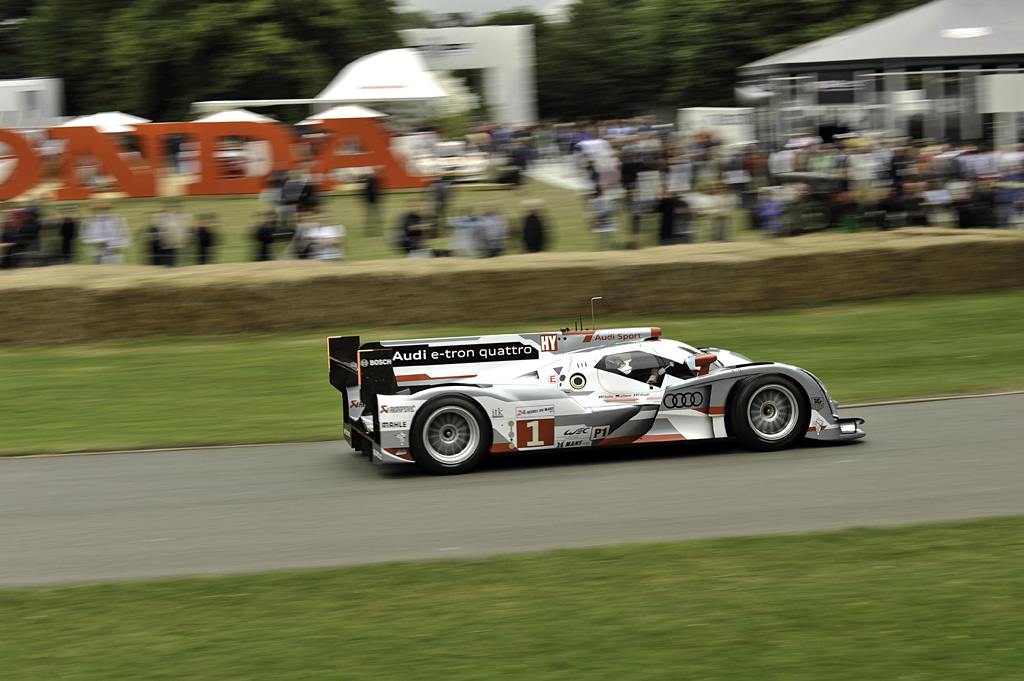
2,229,1024,343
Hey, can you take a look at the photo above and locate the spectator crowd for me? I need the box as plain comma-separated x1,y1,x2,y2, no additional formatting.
3,118,1022,270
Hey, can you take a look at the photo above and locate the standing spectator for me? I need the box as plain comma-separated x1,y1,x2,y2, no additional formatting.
994,168,1024,228
290,210,316,259
292,211,343,261
398,202,428,254
363,167,382,235
656,190,693,244
12,208,41,266
430,174,453,231
143,213,164,266
756,188,786,237
447,206,481,257
655,190,679,245
193,214,217,264
158,200,190,267
480,205,508,257
276,171,307,225
253,212,276,261
704,182,736,242
589,187,617,250
521,199,547,253
0,210,19,269
304,212,345,261
80,202,130,264
57,205,78,264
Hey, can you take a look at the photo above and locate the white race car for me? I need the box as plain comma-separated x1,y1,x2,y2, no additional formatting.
328,327,865,474
415,141,492,182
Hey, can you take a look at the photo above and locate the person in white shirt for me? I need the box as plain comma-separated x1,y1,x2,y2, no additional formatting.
306,218,345,261
292,211,344,260
157,200,191,267
80,202,130,264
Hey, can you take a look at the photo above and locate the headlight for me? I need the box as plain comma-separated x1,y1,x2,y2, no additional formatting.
840,423,856,434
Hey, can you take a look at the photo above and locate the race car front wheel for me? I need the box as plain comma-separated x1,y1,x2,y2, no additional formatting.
411,396,491,475
731,376,809,451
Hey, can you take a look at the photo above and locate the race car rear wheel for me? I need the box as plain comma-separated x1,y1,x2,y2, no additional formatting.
731,376,809,451
411,396,490,475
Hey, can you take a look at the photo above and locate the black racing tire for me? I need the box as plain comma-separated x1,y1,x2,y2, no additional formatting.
410,396,491,475
730,375,809,451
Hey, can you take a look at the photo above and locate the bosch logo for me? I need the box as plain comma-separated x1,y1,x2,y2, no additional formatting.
663,392,703,409
360,359,368,367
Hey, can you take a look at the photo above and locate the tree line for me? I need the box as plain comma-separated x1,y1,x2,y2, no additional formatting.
0,0,929,122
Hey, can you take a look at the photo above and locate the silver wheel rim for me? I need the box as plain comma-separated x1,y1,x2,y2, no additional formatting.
423,406,480,465
746,384,799,442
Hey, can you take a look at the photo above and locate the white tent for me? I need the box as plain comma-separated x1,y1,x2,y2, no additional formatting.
194,108,275,123
60,111,151,133
316,48,446,103
298,105,386,126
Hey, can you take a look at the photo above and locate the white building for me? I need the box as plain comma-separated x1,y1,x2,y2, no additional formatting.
400,26,537,125
0,78,64,128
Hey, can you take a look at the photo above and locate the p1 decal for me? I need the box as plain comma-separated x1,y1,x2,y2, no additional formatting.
590,425,611,440
540,334,559,352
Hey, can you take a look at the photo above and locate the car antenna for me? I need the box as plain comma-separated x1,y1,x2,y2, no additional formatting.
591,297,603,330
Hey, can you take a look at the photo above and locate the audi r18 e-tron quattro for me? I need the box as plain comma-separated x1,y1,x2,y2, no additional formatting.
328,326,864,474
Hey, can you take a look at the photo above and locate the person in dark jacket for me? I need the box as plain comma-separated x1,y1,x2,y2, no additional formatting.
253,212,276,261
193,214,217,264
58,205,79,263
143,213,164,266
363,167,381,235
521,199,547,253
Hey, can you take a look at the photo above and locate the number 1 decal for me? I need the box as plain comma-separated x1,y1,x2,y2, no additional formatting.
515,418,554,448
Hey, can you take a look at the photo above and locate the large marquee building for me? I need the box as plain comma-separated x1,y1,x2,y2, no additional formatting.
737,0,1024,145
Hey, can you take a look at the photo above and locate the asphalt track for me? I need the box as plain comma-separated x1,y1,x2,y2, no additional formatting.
2,394,1023,587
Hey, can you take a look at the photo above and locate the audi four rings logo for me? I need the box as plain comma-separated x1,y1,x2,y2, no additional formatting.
663,392,703,409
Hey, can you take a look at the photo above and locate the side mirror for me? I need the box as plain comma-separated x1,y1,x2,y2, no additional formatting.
694,353,718,377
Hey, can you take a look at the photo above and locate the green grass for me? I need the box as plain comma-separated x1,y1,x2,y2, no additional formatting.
2,516,1023,680
1,288,1023,455
36,176,758,265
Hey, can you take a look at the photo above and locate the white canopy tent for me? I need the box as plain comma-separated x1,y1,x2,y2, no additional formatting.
59,111,151,133
315,49,446,104
297,104,386,126
194,108,276,123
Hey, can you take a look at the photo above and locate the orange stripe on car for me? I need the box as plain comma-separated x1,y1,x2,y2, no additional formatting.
396,374,477,383
634,434,687,443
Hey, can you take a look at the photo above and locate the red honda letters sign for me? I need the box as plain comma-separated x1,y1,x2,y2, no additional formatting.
0,119,427,201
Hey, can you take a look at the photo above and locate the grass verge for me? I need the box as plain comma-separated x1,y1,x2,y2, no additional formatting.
1,516,1022,680
2,288,1023,455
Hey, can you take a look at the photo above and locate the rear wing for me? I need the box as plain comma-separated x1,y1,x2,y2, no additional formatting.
328,336,400,438
328,335,361,394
